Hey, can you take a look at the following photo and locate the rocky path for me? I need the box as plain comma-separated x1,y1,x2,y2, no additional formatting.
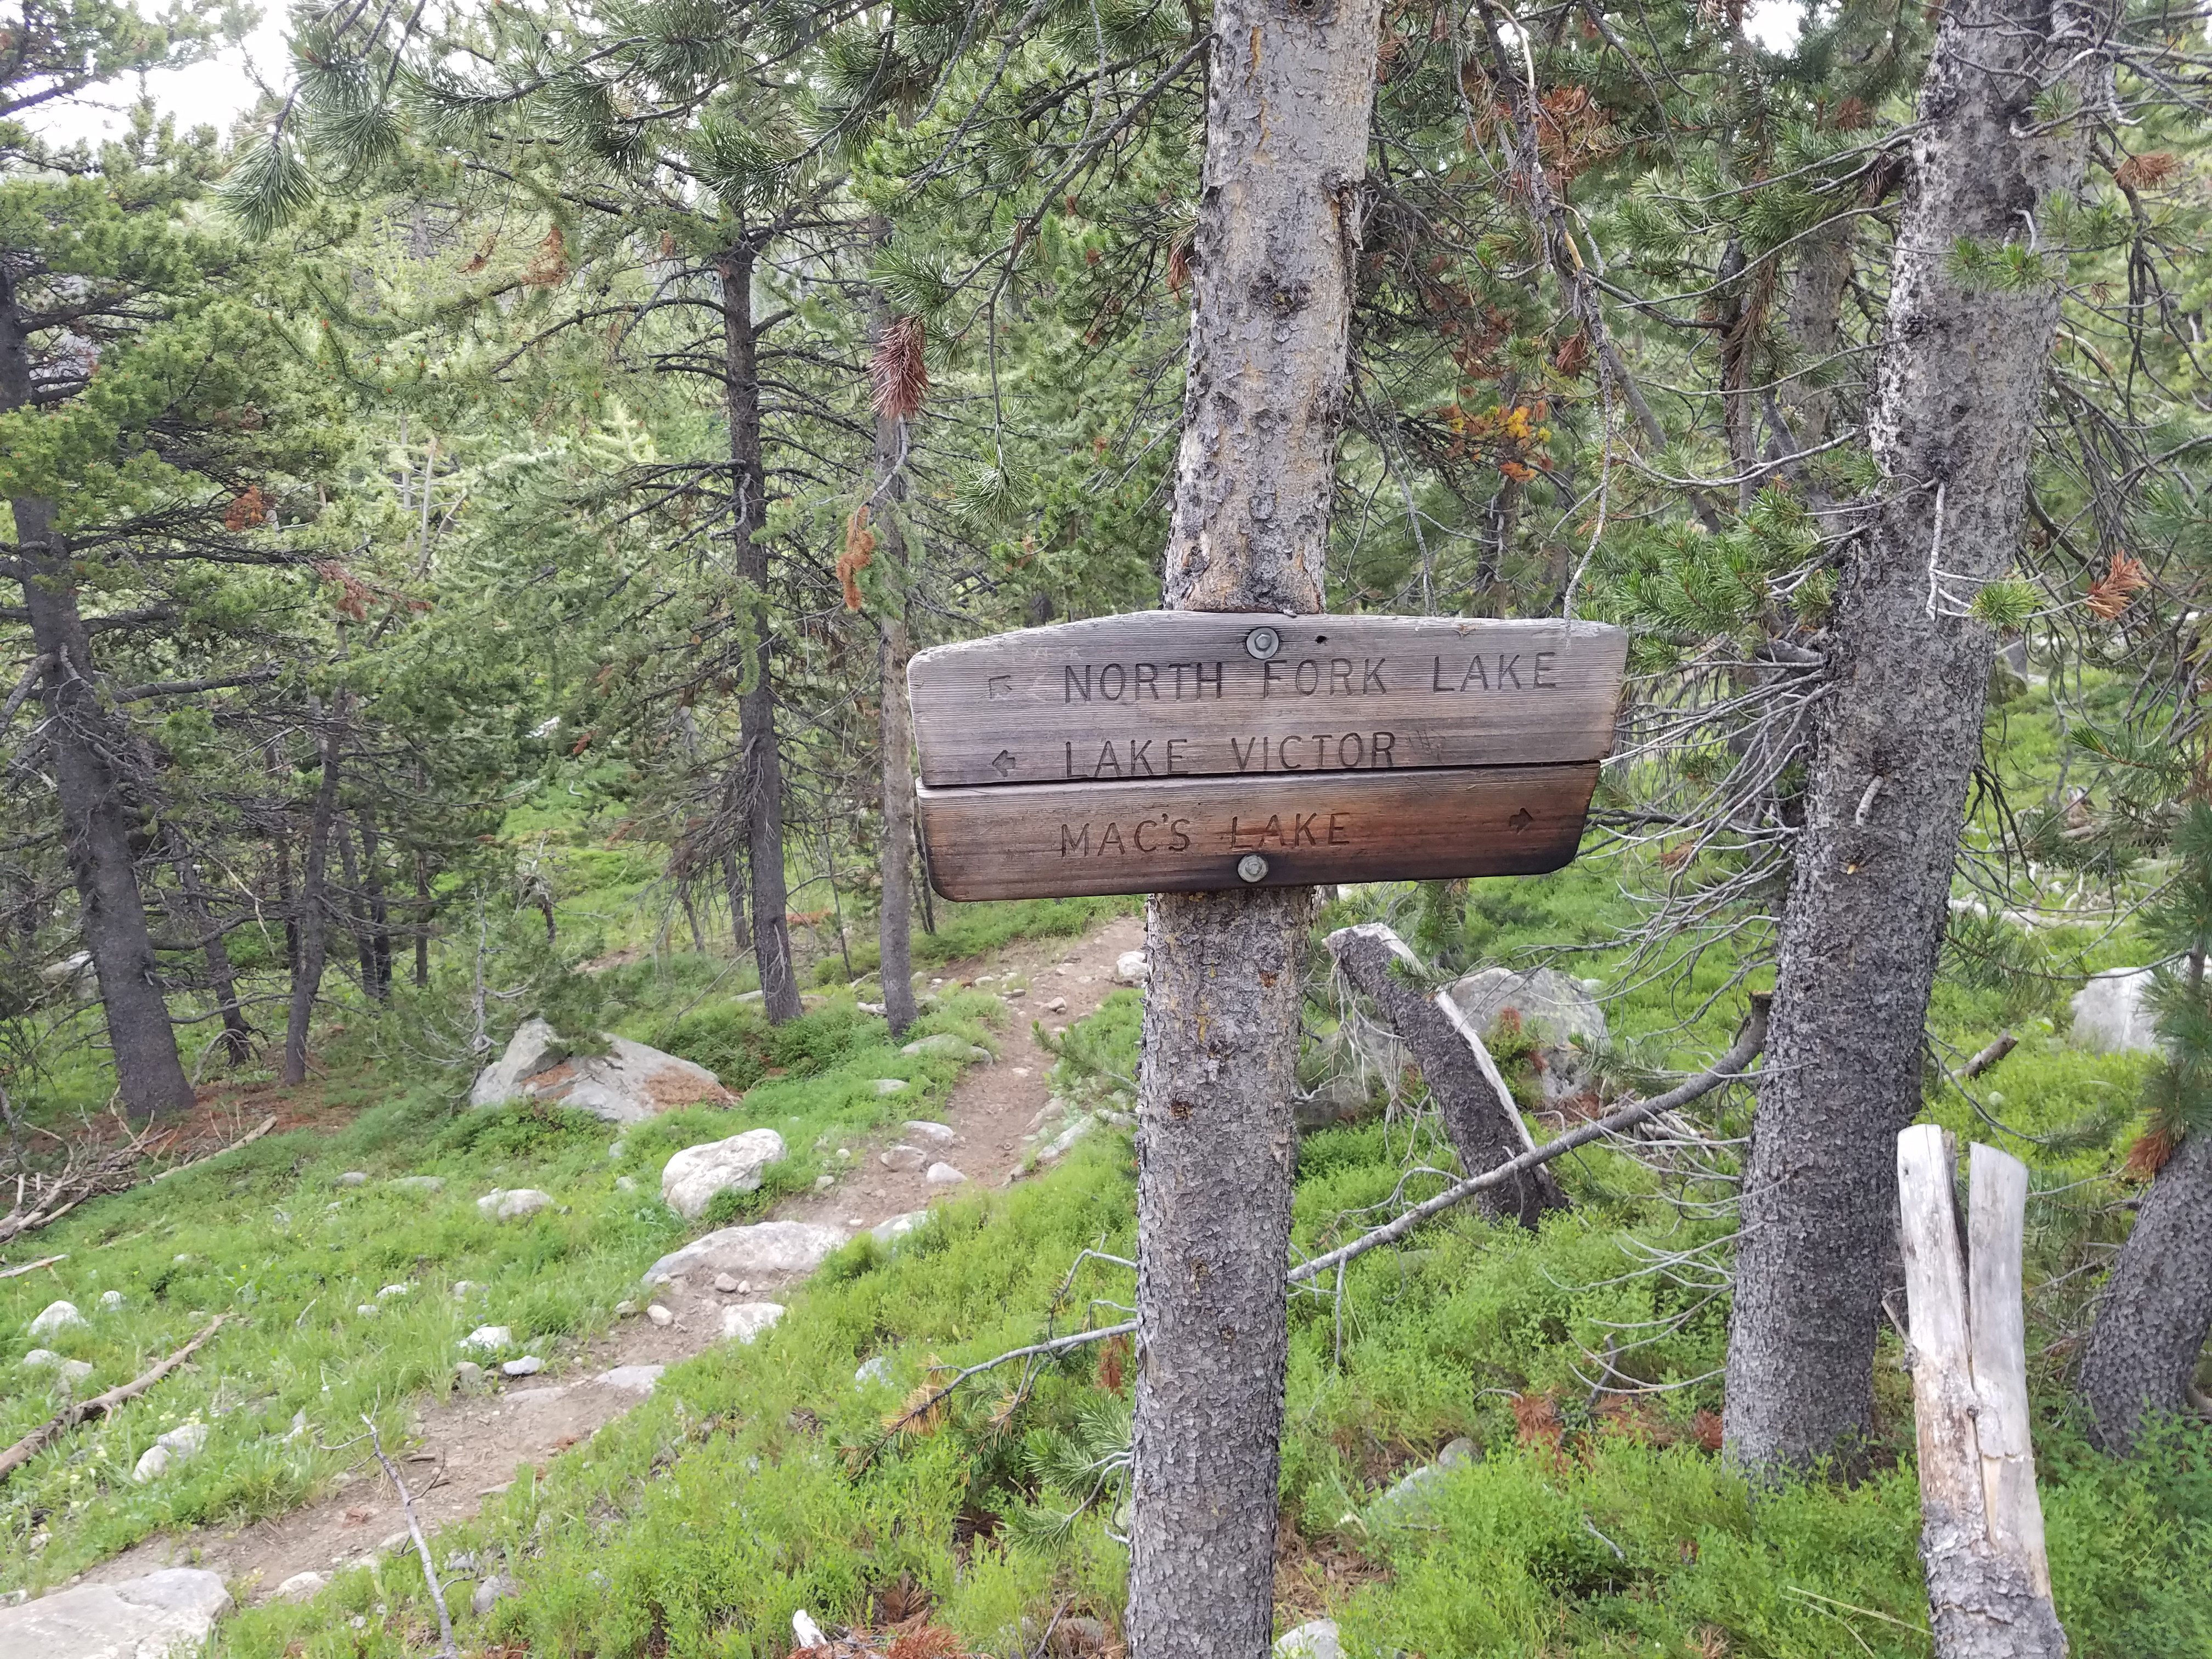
59,911,1145,1616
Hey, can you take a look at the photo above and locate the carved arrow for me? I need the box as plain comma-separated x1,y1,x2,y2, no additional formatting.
992,750,1018,777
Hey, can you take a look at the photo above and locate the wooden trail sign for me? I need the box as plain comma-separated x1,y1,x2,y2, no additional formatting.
908,612,1627,901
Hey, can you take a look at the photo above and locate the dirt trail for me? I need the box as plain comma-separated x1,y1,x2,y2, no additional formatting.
76,911,1144,1602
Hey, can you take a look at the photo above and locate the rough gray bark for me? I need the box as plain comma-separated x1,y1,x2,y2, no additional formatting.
1,269,193,1119
1779,216,1853,450
718,235,800,1024
1723,0,2107,1474
868,286,918,1042
282,697,343,1088
1128,5,1384,1656
164,828,252,1068
1324,923,1567,1226
2078,1127,2212,1452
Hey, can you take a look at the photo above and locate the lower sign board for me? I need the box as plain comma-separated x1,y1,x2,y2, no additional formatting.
915,765,1600,900
907,611,1626,901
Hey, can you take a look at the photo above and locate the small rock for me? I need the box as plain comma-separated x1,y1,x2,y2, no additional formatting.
880,1144,927,1172
274,1571,328,1602
27,1300,85,1338
1274,1618,1342,1659
336,1171,369,1187
1005,985,1027,998
1368,1436,1479,1524
872,1078,909,1096
132,1421,208,1484
132,1445,171,1483
855,1355,894,1387
660,1128,787,1220
642,1220,850,1285
924,1162,967,1186
452,1280,477,1297
614,1300,637,1317
462,1325,512,1353
377,1282,411,1300
901,1032,991,1062
19,1348,60,1371
902,1120,957,1148
646,1304,674,1327
713,1272,741,1293
472,1574,521,1616
597,1364,664,1394
52,1358,93,1395
793,1610,827,1647
477,1188,554,1221
720,1302,785,1344
812,1175,834,1190
98,1290,125,1311
615,1175,637,1193
501,1356,543,1377
454,1362,487,1394
287,1409,308,1439
389,1175,444,1194
1045,996,1069,1013
356,1304,381,1317
444,1551,480,1575
1114,949,1149,985
1038,1116,1096,1164
379,1530,412,1555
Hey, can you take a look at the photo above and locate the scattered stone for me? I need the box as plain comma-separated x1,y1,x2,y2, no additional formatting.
923,1162,967,1186
871,1211,926,1246
454,1362,487,1394
477,1188,554,1222
812,1175,834,1190
615,1175,637,1193
1367,1436,1478,1525
646,1304,674,1327
1441,967,1608,1103
47,1358,93,1395
720,1301,786,1344
855,1355,893,1387
713,1272,741,1293
597,1364,664,1394
1037,1117,1095,1164
131,1422,208,1484
900,1032,991,1062
287,1409,308,1440
98,1290,125,1311
336,1171,369,1187
1114,949,1149,985
377,1282,411,1300
501,1356,543,1378
389,1176,444,1194
1005,986,1027,998
452,1280,478,1297
793,1610,827,1647
643,1220,850,1286
902,1120,957,1148
1274,1618,1343,1659
1045,997,1069,1013
871,1078,909,1096
379,1530,411,1555
879,1144,926,1172
274,1571,328,1602
2071,968,2160,1053
0,1568,230,1658
660,1128,787,1219
20,1348,61,1370
26,1301,84,1338
614,1300,637,1317
356,1304,380,1318
461,1325,512,1354
470,1019,735,1122
472,1575,521,1616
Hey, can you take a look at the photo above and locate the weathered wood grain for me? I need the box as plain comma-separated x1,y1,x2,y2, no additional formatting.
915,764,1598,900
908,612,1627,788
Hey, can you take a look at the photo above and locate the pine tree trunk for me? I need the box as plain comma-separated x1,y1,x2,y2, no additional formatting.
359,810,391,999
2078,1128,2212,1451
1723,0,2107,1474
165,828,252,1068
718,234,800,1023
1127,5,1384,1656
868,283,918,1042
283,696,343,1088
1,274,193,1119
335,813,379,997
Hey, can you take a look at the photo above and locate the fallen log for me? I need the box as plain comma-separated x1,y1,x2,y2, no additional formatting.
0,1315,230,1483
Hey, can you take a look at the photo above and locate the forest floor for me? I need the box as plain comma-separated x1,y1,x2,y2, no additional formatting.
67,910,1145,1605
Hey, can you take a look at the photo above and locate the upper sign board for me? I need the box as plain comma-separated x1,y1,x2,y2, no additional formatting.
907,612,1627,901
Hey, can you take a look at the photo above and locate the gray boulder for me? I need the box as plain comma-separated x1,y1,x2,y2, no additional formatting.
27,1300,84,1338
131,1421,207,1485
468,1017,569,1107
0,1568,231,1659
471,1575,521,1617
720,1301,785,1344
1442,967,1607,1102
871,1211,927,1246
1274,1620,1342,1659
901,1033,990,1062
470,1020,733,1122
1367,1436,1477,1525
596,1364,664,1394
477,1188,553,1222
660,1128,786,1220
2070,968,2160,1054
643,1220,849,1286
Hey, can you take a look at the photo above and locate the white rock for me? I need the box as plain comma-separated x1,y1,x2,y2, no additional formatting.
454,1362,486,1393
356,1304,380,1317
615,1175,637,1193
274,1571,328,1602
389,1176,443,1194
461,1324,513,1354
472,1574,520,1615
1114,949,1149,985
132,1422,207,1484
1441,966,1609,1102
53,1358,93,1394
453,1281,479,1297
1367,1436,1477,1523
377,1283,411,1300
872,1211,927,1246
473,1024,733,1124
27,1301,84,1338
467,1016,571,1108
643,1220,849,1285
793,1610,826,1647
20,1348,61,1370
1037,1116,1096,1164
336,1171,368,1187
855,1355,894,1386
131,1445,170,1483
614,1301,637,1317
501,1356,543,1377
1005,986,1027,998
660,1128,786,1220
901,1033,990,1062
477,1188,554,1222
713,1272,741,1293
0,1567,231,1659
2071,968,2162,1053
871,1078,909,1096
721,1302,786,1344
1274,1618,1343,1659
924,1162,966,1186
902,1120,956,1148
880,1144,926,1172
597,1364,664,1394
1045,997,1068,1013
646,1304,674,1327
99,1290,126,1311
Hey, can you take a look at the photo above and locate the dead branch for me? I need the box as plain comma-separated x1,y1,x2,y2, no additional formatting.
1960,1031,2018,1081
0,1113,275,1246
0,1314,230,1483
365,1415,459,1656
0,1252,66,1279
